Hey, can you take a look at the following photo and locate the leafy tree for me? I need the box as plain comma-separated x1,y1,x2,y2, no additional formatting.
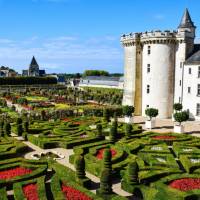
174,111,189,125
145,108,159,120
83,70,109,77
123,106,134,117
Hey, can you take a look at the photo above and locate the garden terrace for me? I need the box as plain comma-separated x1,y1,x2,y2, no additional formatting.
1,93,200,199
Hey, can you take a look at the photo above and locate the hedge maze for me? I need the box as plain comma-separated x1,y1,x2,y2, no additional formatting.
1,92,200,199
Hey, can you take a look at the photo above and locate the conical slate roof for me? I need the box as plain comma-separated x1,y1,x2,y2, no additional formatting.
30,56,39,67
178,8,195,28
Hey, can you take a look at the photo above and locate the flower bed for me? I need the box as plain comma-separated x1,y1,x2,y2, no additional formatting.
62,184,92,200
23,184,39,200
169,178,200,191
0,167,32,180
96,148,117,160
152,135,177,140
62,118,71,122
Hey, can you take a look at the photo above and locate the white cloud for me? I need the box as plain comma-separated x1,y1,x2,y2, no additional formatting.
0,35,123,73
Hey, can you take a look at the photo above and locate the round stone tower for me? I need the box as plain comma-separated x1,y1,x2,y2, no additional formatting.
141,30,176,118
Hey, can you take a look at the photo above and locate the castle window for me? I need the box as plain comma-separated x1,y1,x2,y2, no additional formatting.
198,66,200,78
146,105,149,108
147,85,150,94
180,62,182,68
179,80,181,86
188,87,191,93
147,46,151,55
147,64,150,73
196,103,200,116
189,68,192,74
197,84,200,96
179,97,181,103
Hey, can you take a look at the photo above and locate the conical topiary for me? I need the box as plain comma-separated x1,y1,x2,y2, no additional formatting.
110,123,117,143
96,124,103,139
4,122,11,136
125,124,132,139
74,155,86,180
98,168,113,195
103,148,112,171
126,161,139,185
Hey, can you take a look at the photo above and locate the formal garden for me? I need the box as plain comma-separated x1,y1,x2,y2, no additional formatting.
0,88,199,200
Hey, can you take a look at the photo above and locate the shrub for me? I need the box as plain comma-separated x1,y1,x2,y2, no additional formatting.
145,108,158,120
123,106,134,117
174,111,189,125
173,103,183,112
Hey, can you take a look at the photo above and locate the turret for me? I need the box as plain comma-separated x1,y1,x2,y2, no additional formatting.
177,8,196,57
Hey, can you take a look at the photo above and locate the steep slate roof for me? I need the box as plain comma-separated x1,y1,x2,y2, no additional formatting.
30,56,39,67
185,50,200,64
178,8,195,28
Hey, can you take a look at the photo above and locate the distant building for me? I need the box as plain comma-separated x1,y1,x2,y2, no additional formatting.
79,76,124,89
22,56,46,77
0,66,17,77
49,74,66,85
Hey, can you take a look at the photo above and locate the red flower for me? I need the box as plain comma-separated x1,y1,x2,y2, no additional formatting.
23,184,39,200
96,148,117,160
62,118,71,122
169,178,200,191
73,122,81,125
0,167,32,180
152,135,177,140
62,184,93,200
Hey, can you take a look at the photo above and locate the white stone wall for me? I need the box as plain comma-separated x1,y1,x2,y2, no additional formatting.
142,43,175,118
122,45,137,106
182,64,200,120
174,41,187,104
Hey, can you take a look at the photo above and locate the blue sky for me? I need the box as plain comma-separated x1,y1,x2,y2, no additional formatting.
0,0,199,73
